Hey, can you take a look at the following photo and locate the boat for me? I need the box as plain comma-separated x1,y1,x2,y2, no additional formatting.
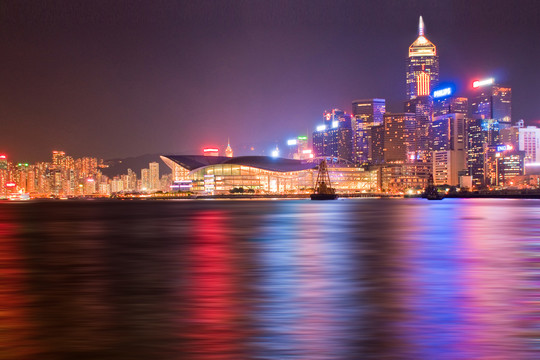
423,174,444,200
310,159,338,200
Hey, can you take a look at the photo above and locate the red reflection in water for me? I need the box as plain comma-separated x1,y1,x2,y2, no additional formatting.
184,210,247,359
0,209,41,359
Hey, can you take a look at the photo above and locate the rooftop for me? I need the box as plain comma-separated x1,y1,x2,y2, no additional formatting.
161,155,317,173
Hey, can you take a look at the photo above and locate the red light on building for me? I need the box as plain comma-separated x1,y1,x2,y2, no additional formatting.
0,155,6,159
417,72,430,96
203,148,220,157
5,182,16,187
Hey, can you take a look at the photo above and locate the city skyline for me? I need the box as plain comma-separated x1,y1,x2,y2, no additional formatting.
1,0,540,162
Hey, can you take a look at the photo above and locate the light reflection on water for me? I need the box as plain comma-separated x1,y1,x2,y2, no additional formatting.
0,199,538,359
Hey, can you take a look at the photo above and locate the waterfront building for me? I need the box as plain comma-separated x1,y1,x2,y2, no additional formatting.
404,96,433,162
518,126,540,164
161,155,377,194
52,150,66,168
371,125,385,165
433,96,468,117
383,113,416,163
483,145,524,187
0,155,8,198
500,121,523,150
312,110,353,162
406,16,439,100
496,151,524,187
471,78,512,128
432,151,465,186
432,113,466,152
0,155,7,170
509,174,540,189
351,99,386,164
141,168,150,191
149,162,160,190
431,113,467,185
467,118,500,187
111,177,124,193
377,163,431,192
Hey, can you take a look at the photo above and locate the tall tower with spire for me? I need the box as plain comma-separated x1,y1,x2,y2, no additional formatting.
406,16,439,100
225,138,233,158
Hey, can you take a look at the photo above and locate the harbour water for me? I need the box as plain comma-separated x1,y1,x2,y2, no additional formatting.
0,198,538,359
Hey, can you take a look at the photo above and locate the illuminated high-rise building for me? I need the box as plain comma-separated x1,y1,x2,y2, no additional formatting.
351,99,386,164
471,78,512,128
404,95,433,162
432,113,467,185
371,125,385,165
52,150,66,167
287,136,311,160
383,113,416,163
141,168,150,191
406,16,439,100
434,96,468,117
519,126,540,163
467,118,500,187
432,113,467,152
0,155,7,171
313,130,325,157
500,120,523,151
322,109,346,128
225,139,233,158
149,162,160,191
313,110,353,162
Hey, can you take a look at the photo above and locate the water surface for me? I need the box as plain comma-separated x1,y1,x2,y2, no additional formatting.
0,199,538,359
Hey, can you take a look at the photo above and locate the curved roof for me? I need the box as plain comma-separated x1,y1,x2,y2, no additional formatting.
161,155,317,173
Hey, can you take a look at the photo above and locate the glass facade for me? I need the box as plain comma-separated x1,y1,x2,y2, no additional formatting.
407,34,439,100
166,162,378,195
352,99,386,164
471,85,512,128
383,113,416,163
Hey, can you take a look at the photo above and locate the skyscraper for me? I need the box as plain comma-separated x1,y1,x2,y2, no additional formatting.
351,99,386,164
519,126,540,163
313,110,353,162
471,79,512,129
383,113,416,163
149,162,160,191
467,118,500,187
404,95,433,162
406,16,439,100
141,168,150,191
433,96,468,117
225,139,233,158
432,113,467,185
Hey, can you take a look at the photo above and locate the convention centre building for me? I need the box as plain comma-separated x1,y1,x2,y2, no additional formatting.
160,155,378,194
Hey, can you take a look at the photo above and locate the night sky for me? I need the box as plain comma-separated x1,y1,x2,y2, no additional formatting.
1,0,539,162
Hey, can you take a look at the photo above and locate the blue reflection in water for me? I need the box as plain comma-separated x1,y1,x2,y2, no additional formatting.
398,201,471,359
252,202,358,359
397,199,539,360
